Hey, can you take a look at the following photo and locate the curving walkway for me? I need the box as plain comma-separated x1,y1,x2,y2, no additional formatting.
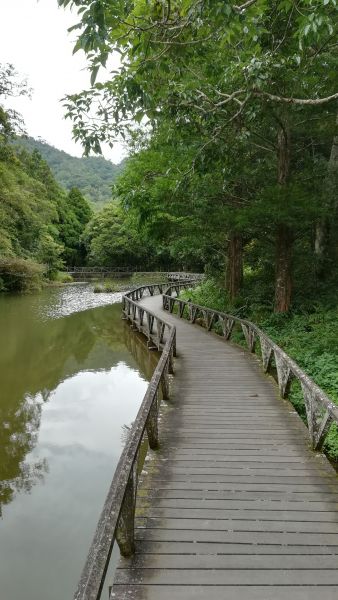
111,294,338,599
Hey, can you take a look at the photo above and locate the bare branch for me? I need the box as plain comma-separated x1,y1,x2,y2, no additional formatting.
233,0,258,12
254,89,338,106
149,35,212,45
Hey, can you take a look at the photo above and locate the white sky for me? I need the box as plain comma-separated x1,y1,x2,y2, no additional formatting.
0,0,126,163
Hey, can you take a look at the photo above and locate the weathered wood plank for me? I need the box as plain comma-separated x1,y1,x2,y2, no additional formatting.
139,507,338,522
139,489,338,501
140,479,337,490
136,528,338,546
134,528,338,545
135,540,338,555
111,586,338,600
136,517,338,533
139,497,338,511
118,553,338,569
114,568,338,585
111,585,337,600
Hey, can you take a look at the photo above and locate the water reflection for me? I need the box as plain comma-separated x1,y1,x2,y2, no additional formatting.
0,284,157,600
0,290,133,513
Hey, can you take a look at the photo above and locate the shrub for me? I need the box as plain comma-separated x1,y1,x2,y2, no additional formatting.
0,257,44,292
53,271,73,283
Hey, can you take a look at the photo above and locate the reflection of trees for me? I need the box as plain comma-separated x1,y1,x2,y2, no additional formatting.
123,324,159,382
0,394,48,515
0,300,139,514
122,325,161,475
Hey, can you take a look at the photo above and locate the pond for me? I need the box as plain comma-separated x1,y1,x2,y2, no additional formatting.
0,283,155,600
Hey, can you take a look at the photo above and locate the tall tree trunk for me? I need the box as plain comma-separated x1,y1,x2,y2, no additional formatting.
275,223,293,312
314,113,338,277
226,233,243,301
274,121,293,313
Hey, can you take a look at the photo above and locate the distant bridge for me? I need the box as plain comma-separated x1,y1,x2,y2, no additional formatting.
65,267,202,281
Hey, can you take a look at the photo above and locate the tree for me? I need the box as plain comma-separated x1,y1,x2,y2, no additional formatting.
36,230,64,277
57,188,92,265
83,202,148,267
0,63,30,144
59,0,338,310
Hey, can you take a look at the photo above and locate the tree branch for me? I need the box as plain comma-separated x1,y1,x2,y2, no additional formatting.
233,0,258,12
254,90,338,106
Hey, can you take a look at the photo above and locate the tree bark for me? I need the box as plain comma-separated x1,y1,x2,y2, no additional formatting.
275,223,293,312
274,120,293,313
314,113,338,277
226,233,243,301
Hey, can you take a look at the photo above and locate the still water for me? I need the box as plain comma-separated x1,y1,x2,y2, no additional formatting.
0,284,155,600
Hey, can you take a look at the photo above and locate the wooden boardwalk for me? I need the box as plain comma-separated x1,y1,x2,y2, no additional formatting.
111,294,338,599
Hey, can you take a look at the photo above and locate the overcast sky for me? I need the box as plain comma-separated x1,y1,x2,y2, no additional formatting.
0,0,125,163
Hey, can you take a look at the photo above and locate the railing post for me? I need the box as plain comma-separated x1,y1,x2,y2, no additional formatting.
115,461,137,557
161,362,170,400
260,335,273,372
146,393,159,449
275,351,292,398
168,346,174,374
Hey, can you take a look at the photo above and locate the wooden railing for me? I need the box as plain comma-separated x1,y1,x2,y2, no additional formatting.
73,279,198,600
66,266,203,280
163,291,338,451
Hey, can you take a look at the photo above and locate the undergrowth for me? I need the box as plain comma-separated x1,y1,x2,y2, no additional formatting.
0,257,44,292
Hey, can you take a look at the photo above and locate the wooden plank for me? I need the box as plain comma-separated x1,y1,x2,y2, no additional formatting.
140,507,338,522
147,474,336,483
139,489,338,501
135,540,338,555
155,456,314,463
111,585,338,600
118,553,338,569
139,497,338,511
135,528,338,545
114,568,338,585
137,517,338,533
119,553,338,570
140,479,337,490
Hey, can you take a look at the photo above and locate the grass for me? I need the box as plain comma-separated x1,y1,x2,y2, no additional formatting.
131,272,168,285
93,272,169,293
53,271,74,283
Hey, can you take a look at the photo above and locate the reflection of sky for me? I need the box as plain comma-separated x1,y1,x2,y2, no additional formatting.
35,364,145,455
0,354,148,600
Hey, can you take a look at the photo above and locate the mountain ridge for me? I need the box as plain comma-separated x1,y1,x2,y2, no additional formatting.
15,136,126,207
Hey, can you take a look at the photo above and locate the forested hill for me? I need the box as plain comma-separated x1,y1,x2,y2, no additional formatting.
15,137,126,207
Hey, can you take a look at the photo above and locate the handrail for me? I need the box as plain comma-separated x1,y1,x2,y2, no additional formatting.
65,266,203,279
163,289,338,452
73,278,198,600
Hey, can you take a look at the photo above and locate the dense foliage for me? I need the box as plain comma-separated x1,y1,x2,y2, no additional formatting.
0,64,93,290
59,0,338,311
15,136,125,208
